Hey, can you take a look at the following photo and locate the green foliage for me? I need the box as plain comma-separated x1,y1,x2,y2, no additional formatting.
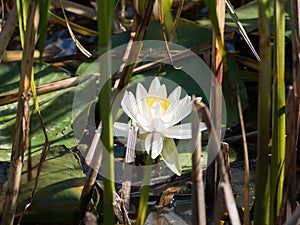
225,0,291,38
97,0,116,224
136,155,152,225
15,0,28,48
0,62,76,161
254,0,272,224
38,0,50,61
0,145,86,224
270,0,286,223
146,18,212,48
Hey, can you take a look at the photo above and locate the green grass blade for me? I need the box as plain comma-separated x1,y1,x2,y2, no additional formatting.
16,0,28,48
38,0,50,62
97,0,115,47
136,155,152,225
254,0,272,224
270,0,286,223
97,0,116,224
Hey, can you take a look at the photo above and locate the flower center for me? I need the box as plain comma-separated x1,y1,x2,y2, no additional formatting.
145,96,169,112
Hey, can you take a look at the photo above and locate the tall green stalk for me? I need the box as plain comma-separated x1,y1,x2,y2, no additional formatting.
97,0,116,224
136,155,152,225
15,0,28,48
270,0,286,223
254,0,272,224
38,0,50,61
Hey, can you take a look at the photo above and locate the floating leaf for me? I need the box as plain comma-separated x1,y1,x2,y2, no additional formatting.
0,62,77,161
224,0,291,38
0,145,86,224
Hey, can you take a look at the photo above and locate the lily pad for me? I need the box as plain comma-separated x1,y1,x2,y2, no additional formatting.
0,145,86,224
224,0,291,38
145,18,212,48
76,18,212,76
0,62,77,161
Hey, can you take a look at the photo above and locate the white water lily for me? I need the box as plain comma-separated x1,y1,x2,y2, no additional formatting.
114,78,205,175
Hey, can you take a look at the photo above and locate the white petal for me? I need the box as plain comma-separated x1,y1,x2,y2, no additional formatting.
162,96,192,127
164,123,192,139
168,86,181,103
136,113,150,132
150,118,166,133
170,96,192,125
140,99,152,121
136,83,152,120
113,122,130,137
149,77,160,94
161,104,176,124
145,133,163,159
156,84,167,99
136,83,147,101
150,100,164,118
121,91,139,121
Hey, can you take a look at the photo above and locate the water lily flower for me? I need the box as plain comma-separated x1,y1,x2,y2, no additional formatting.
114,78,205,175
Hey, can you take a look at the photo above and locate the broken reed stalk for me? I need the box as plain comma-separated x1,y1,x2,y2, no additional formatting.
204,0,226,211
1,1,39,224
196,102,240,225
205,147,218,210
116,0,156,92
192,99,206,225
0,4,17,62
237,86,250,225
216,146,241,225
157,0,181,72
78,129,102,224
0,75,93,106
120,125,138,211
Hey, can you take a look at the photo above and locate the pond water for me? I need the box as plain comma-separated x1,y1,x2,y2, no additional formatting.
131,159,257,225
0,156,256,224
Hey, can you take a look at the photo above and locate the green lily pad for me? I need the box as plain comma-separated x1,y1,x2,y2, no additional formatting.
0,145,86,224
76,18,212,76
0,62,77,161
224,0,291,38
145,18,212,48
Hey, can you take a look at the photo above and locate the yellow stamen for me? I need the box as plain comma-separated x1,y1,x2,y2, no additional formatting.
145,96,169,112
145,96,157,107
161,98,169,112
